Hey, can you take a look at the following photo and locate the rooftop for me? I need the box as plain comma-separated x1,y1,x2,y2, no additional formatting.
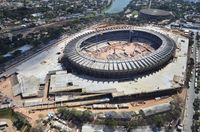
140,8,172,16
140,102,171,116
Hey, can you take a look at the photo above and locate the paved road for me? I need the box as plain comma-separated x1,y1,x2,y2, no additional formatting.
148,0,152,8
183,32,197,132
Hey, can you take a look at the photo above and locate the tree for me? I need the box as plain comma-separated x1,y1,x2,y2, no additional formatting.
32,122,44,132
126,119,139,130
170,100,182,120
193,98,200,110
81,110,94,123
193,111,200,120
57,108,94,126
152,115,164,127
12,112,31,131
57,108,72,120
104,118,117,128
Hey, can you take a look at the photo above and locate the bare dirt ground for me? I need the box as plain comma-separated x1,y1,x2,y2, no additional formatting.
176,88,187,120
85,41,154,60
80,96,173,113
0,78,12,97
0,118,16,132
12,96,173,126
42,81,50,102
14,108,57,126
178,88,187,104
14,96,173,126
0,78,21,101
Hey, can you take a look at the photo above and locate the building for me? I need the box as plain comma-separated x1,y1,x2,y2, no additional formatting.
50,120,72,132
140,103,171,116
140,8,172,20
46,25,188,106
62,26,176,78
81,124,126,132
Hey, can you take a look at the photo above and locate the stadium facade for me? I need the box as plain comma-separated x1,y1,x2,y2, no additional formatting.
62,26,176,78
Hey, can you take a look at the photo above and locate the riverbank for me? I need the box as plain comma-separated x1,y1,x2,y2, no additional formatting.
107,0,112,8
104,0,132,14
101,0,112,14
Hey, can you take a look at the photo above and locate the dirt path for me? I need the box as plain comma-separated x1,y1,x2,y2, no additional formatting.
0,119,16,132
14,108,57,126
0,77,21,101
86,97,173,113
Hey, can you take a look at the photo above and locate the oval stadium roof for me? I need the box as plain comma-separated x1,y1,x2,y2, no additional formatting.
140,8,172,16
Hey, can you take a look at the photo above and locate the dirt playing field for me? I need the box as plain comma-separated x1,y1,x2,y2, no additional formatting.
83,41,154,60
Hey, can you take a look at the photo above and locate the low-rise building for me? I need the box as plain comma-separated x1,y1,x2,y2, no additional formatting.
140,103,171,116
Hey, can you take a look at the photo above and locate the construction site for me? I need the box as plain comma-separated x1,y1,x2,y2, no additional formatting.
82,41,155,60
0,25,189,125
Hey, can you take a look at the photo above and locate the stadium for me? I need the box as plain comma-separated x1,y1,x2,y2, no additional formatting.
62,26,176,79
47,25,188,108
140,8,172,20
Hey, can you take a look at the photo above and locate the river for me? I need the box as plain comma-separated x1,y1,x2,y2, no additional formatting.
104,0,199,14
105,0,132,14
185,0,200,2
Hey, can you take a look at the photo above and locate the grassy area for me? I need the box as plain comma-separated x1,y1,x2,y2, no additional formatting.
0,108,13,119
132,10,138,17
132,10,139,18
